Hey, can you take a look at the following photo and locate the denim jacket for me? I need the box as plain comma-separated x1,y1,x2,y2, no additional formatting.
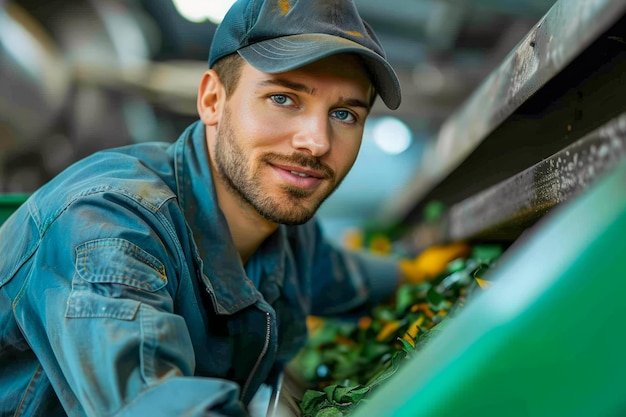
0,121,399,417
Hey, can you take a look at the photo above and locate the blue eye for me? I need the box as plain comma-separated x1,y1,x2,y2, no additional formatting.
332,110,356,123
270,94,291,105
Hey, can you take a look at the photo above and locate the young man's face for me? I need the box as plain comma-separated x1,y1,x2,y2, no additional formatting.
211,53,373,225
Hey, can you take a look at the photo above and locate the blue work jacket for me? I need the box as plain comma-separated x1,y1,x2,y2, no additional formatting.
0,121,399,416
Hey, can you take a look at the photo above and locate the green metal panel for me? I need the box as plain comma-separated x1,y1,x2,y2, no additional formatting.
0,193,28,226
354,159,626,416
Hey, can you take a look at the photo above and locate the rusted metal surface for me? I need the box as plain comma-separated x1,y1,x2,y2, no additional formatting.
382,0,626,227
443,112,626,242
439,0,626,161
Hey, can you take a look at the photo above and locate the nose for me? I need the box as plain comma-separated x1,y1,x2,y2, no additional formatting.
291,115,331,157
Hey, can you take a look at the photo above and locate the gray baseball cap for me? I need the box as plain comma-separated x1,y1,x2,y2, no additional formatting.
208,0,401,110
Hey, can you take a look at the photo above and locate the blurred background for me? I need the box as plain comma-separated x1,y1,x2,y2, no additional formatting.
0,0,557,242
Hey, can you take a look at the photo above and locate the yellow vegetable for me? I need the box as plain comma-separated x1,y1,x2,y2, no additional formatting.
410,303,435,318
357,316,372,330
369,235,392,255
399,242,471,285
376,320,401,342
343,229,364,250
402,316,425,347
475,277,494,289
306,316,324,337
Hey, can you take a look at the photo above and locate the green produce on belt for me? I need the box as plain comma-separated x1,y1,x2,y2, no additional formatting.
290,244,502,417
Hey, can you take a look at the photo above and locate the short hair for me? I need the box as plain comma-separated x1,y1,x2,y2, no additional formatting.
211,53,378,107
211,53,244,97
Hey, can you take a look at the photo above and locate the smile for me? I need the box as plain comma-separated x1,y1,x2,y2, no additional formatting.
271,164,327,190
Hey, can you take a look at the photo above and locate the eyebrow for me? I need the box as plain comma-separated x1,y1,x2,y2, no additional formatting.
339,97,371,111
258,78,371,111
259,79,314,95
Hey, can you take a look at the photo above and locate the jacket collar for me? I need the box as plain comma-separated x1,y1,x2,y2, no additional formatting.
173,121,286,315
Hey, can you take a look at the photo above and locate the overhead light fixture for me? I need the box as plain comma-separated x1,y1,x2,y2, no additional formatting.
372,116,413,155
171,0,235,24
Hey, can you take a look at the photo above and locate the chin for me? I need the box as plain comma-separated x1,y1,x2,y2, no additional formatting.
256,201,319,225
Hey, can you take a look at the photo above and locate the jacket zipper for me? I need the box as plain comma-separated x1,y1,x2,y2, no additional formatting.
241,311,272,400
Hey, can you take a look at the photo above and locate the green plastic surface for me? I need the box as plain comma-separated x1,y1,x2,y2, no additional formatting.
354,160,626,417
0,193,28,226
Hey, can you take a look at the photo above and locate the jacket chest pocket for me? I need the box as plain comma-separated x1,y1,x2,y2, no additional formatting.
66,238,167,320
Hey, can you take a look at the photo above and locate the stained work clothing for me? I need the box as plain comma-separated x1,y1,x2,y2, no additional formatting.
0,120,399,416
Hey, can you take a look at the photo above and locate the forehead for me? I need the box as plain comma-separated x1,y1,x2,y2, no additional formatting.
241,54,373,95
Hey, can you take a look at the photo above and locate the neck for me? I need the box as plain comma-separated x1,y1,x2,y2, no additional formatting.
214,177,279,265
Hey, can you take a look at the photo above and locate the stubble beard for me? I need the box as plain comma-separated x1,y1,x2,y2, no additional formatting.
213,109,340,225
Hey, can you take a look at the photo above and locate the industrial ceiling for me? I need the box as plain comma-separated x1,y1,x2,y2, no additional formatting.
0,0,557,236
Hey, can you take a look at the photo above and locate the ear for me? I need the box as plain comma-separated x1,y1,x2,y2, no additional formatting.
197,69,224,126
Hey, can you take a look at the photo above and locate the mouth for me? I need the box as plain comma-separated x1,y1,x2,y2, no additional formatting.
271,163,329,190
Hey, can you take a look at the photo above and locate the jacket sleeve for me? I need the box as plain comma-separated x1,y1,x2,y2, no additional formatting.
293,220,401,317
13,195,250,417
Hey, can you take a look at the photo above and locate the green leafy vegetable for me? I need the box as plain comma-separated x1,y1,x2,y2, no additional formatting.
290,245,501,416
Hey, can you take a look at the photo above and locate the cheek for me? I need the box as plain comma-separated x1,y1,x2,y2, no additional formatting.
333,136,362,177
234,103,290,147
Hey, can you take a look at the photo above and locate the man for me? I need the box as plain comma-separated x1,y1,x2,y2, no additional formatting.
0,0,409,415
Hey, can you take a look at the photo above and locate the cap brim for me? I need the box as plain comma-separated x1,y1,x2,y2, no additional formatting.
237,33,401,110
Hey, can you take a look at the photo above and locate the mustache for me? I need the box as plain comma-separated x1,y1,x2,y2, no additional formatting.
262,152,335,180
